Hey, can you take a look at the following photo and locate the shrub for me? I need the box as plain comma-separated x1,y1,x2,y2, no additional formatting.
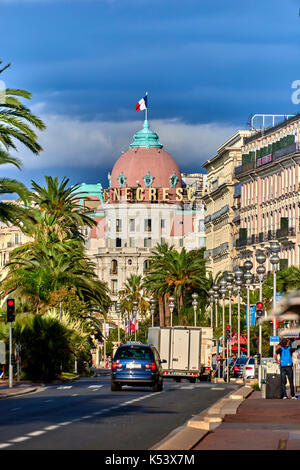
14,314,72,382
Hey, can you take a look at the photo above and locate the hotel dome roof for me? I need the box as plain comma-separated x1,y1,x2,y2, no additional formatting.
110,120,182,193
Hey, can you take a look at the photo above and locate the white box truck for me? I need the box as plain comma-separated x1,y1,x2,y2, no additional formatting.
148,326,213,382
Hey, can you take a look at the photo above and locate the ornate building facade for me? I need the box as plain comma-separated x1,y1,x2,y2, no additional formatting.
79,120,206,320
202,130,253,277
234,113,300,274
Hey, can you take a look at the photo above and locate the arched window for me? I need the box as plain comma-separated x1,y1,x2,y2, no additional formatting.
143,259,150,273
111,259,118,275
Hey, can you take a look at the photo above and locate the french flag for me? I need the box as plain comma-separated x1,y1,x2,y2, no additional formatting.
135,94,148,112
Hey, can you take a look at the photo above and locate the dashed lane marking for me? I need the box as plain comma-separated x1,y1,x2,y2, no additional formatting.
0,390,164,448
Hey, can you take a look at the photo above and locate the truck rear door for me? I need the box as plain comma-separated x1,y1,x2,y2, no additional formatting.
160,328,171,370
171,329,189,370
189,329,201,371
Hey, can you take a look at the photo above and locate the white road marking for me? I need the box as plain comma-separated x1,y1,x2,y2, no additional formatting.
9,436,30,443
44,425,60,431
88,385,103,389
1,389,165,448
57,386,72,390
27,430,46,437
0,443,12,449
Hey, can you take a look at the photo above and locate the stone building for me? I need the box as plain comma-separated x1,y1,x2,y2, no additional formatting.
202,130,253,277
234,113,300,274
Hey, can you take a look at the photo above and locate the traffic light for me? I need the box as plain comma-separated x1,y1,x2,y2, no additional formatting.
7,299,15,322
256,301,264,319
225,324,231,341
256,353,261,365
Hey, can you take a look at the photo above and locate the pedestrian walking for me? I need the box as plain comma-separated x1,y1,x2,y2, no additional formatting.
274,338,297,399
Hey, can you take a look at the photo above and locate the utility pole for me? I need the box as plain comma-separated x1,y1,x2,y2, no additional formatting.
7,299,15,389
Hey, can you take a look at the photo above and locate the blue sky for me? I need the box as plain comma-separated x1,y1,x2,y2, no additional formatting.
1,0,299,193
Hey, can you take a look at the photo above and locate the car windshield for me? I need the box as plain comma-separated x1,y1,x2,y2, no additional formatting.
115,346,153,361
248,358,255,365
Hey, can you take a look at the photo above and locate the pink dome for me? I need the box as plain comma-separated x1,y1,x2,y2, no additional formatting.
110,147,181,189
108,121,182,204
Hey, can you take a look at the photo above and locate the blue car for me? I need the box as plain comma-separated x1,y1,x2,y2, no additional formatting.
111,342,164,392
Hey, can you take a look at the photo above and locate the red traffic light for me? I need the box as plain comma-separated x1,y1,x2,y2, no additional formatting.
7,299,14,307
226,325,230,330
256,302,263,309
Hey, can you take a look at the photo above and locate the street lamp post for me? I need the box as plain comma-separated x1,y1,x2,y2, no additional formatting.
270,241,280,356
192,292,198,327
212,284,219,327
168,296,175,328
226,272,234,356
219,278,227,360
116,301,121,345
243,260,253,357
133,300,138,341
256,251,266,387
235,268,244,358
208,288,214,328
150,297,156,328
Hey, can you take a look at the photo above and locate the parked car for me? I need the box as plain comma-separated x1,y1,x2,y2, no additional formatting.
242,357,255,379
111,342,165,392
230,356,248,378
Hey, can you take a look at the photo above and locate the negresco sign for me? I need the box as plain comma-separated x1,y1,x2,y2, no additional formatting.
104,187,197,203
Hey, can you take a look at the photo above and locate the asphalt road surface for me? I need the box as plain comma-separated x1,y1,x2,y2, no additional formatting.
0,371,238,450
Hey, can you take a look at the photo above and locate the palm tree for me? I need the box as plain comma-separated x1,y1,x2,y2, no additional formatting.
118,274,149,329
143,244,207,326
31,176,95,238
1,176,110,316
1,239,110,314
0,85,45,155
0,66,45,226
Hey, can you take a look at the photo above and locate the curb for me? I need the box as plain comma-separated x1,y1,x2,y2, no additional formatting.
0,386,41,399
152,385,254,450
0,374,82,399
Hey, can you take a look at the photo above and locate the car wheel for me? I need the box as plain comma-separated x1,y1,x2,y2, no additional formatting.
152,382,160,392
111,382,121,392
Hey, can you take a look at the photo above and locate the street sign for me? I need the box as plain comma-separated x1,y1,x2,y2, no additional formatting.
270,336,280,346
246,305,256,327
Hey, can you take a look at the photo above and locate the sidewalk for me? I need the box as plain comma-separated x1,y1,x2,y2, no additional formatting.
154,384,300,451
192,390,300,451
0,379,41,398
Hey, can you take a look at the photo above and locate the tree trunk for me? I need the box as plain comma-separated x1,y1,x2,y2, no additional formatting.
164,295,171,326
159,295,165,327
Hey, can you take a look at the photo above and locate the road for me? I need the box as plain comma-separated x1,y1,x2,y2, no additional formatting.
0,371,238,450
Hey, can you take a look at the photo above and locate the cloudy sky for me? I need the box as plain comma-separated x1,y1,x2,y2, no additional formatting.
1,0,299,193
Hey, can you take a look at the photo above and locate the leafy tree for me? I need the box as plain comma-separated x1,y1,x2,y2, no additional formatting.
0,76,45,155
143,244,207,326
0,64,45,226
12,314,72,382
1,177,111,316
118,274,149,321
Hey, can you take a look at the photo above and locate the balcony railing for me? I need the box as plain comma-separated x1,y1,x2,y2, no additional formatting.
235,227,296,248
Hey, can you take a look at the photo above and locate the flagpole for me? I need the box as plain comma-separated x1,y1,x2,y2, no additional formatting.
145,91,148,121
